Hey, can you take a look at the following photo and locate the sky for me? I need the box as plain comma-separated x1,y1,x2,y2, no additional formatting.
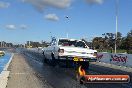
0,0,132,44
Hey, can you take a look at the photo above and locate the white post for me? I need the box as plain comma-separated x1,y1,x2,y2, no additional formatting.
65,16,69,38
115,0,119,53
66,33,69,38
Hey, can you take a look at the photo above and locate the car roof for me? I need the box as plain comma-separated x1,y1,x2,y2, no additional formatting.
58,38,82,41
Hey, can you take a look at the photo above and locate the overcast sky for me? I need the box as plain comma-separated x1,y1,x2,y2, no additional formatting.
0,0,132,44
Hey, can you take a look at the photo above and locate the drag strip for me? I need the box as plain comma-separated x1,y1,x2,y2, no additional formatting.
22,49,132,88
23,52,86,88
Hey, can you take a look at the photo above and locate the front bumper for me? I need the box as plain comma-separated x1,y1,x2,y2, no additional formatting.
58,56,97,62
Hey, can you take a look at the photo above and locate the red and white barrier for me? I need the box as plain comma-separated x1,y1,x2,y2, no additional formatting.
97,52,132,67
97,52,110,63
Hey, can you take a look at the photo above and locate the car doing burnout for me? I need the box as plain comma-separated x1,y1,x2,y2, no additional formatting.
42,37,97,69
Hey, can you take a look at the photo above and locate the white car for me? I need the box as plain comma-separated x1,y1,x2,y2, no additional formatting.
42,37,97,69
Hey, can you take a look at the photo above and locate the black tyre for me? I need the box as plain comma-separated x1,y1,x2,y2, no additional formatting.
81,62,89,70
42,52,47,63
76,72,86,84
80,76,86,84
50,53,57,67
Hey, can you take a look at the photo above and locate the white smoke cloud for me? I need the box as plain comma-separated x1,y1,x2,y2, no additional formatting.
5,24,16,30
5,24,28,30
45,14,59,21
20,24,28,29
86,0,104,5
0,1,10,8
22,0,71,12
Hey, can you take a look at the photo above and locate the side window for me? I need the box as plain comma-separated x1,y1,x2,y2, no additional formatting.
75,41,86,48
53,39,57,45
51,37,57,46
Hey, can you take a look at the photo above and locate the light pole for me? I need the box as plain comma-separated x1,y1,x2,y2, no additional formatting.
115,0,119,53
65,16,69,38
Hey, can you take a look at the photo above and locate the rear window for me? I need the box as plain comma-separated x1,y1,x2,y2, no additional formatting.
58,39,87,48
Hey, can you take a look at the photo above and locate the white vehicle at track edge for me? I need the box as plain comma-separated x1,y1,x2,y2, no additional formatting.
42,37,97,69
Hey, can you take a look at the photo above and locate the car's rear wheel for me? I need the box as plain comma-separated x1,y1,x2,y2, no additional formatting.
80,62,89,70
50,53,57,67
42,52,47,63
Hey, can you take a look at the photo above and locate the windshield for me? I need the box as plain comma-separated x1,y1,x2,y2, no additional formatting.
58,39,87,48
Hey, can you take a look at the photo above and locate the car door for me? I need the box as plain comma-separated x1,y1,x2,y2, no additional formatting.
47,37,56,59
52,38,59,59
50,37,56,59
45,40,53,59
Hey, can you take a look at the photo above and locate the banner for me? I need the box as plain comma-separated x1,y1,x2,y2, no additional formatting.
97,52,132,67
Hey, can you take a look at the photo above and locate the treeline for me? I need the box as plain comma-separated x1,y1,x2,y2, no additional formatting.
91,30,132,53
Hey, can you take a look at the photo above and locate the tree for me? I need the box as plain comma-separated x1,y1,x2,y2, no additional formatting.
92,37,105,50
92,30,131,53
120,37,126,49
116,32,122,49
102,33,115,49
120,30,132,53
126,30,132,53
127,29,132,37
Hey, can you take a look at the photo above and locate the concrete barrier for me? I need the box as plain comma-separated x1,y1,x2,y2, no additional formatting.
97,52,132,67
127,54,132,67
25,48,132,68
97,52,110,63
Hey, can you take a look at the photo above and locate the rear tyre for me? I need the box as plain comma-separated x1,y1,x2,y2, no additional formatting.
80,76,86,84
50,53,57,67
81,62,89,70
42,52,47,63
76,70,86,84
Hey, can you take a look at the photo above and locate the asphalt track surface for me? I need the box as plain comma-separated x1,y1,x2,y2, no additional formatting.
7,48,132,88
